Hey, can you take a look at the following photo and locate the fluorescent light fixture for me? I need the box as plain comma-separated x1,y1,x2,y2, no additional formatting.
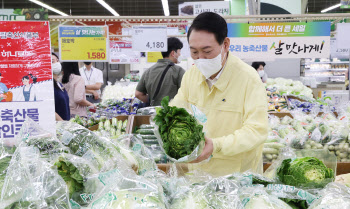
29,0,68,16
161,0,170,16
96,0,119,16
321,3,341,13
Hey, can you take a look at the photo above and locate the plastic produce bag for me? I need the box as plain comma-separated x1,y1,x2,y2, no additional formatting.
56,121,129,172
112,134,157,175
153,96,206,163
52,153,101,207
88,166,166,209
0,146,70,209
264,148,336,189
239,187,293,209
308,183,350,209
170,177,243,209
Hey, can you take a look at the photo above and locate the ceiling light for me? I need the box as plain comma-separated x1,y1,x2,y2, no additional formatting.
321,3,341,13
161,0,170,16
96,0,119,16
29,0,68,16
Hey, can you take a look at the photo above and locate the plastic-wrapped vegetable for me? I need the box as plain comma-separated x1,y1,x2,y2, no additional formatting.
0,146,70,209
56,121,128,172
308,183,350,209
240,187,293,209
264,148,336,189
171,177,243,209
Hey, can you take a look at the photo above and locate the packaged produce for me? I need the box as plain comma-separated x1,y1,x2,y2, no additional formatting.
265,148,336,189
153,96,205,162
266,78,314,99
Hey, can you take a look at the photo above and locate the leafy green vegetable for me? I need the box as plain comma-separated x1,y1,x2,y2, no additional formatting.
153,97,205,160
277,157,334,188
54,156,86,205
25,136,69,156
0,155,11,196
281,198,308,209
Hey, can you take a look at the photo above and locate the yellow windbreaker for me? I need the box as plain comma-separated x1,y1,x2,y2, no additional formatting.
171,52,268,177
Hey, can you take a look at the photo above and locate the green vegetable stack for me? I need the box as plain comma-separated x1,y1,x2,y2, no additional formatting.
277,157,334,188
153,96,205,160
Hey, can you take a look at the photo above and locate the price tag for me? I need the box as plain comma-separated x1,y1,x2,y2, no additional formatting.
132,26,167,52
59,26,109,62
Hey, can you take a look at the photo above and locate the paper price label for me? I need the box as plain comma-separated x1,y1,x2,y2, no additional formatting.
59,26,109,62
132,26,167,52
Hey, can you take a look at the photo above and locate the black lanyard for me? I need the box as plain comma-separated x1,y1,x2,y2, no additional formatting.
84,68,93,81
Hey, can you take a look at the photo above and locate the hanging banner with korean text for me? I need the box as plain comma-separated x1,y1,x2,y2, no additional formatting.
59,25,109,62
228,22,331,60
0,21,55,139
179,1,230,16
109,41,140,64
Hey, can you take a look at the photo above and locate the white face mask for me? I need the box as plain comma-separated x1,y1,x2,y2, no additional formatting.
258,70,265,77
194,46,226,79
174,51,183,64
52,62,62,75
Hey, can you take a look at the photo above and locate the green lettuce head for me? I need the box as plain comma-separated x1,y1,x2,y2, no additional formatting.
277,157,334,188
154,97,205,160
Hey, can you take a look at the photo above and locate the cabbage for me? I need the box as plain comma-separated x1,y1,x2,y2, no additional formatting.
153,97,205,160
244,194,293,209
277,157,334,188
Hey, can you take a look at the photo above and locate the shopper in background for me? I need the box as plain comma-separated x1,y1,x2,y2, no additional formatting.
135,37,185,106
252,62,268,83
52,53,70,121
171,12,268,177
62,62,95,118
79,62,104,103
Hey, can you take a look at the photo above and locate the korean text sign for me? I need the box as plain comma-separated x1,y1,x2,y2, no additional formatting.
228,22,331,59
0,21,55,139
109,41,140,64
59,26,109,62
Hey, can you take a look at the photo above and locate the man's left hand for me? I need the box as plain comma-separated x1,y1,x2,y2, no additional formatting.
190,136,214,163
92,91,100,100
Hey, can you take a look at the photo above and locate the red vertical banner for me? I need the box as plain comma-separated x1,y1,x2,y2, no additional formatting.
0,21,55,139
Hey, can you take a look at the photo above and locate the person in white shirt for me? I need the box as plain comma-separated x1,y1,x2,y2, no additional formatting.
79,62,104,103
252,62,268,83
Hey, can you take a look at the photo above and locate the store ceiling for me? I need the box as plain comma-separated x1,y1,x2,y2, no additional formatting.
1,0,349,16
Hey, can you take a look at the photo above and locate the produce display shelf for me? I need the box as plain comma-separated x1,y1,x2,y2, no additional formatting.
88,115,132,132
128,115,152,134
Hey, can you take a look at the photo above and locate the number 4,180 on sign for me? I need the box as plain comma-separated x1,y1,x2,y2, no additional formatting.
132,26,167,52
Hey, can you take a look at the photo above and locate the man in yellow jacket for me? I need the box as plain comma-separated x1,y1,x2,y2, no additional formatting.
171,12,268,177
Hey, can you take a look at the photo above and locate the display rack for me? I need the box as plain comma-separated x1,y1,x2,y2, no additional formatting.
302,58,349,83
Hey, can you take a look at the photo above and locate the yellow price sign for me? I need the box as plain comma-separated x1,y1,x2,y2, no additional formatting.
147,52,163,63
59,26,108,61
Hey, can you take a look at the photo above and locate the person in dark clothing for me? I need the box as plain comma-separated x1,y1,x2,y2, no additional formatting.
135,37,186,106
52,53,70,121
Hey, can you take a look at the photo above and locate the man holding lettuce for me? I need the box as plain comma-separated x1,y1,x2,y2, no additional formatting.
171,12,268,177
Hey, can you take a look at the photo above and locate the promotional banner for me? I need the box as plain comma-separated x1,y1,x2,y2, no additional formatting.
228,22,331,59
179,1,230,16
0,21,55,139
59,26,109,62
109,41,140,64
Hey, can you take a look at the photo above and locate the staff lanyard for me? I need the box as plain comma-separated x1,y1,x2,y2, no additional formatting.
84,67,93,81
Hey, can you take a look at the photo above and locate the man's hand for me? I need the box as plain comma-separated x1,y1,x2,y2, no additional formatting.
191,136,214,163
92,91,100,100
